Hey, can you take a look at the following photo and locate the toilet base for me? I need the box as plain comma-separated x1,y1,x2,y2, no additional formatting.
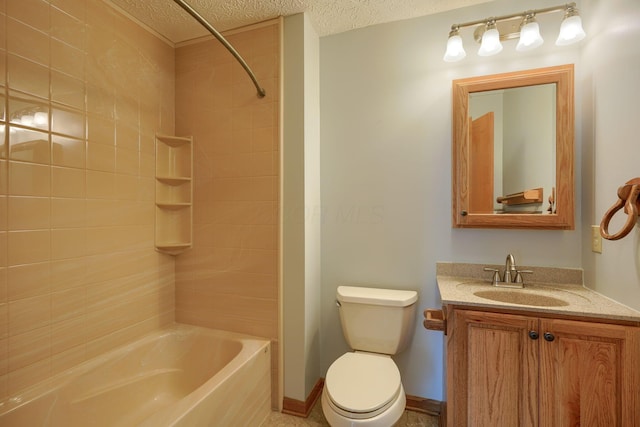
321,384,406,427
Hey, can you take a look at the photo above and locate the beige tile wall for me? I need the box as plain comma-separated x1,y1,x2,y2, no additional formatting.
0,0,176,399
174,21,281,406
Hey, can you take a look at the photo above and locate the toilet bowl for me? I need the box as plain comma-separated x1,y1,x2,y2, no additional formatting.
321,352,406,426
321,286,418,427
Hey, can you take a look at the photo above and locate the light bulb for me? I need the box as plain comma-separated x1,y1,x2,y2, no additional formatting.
478,24,502,56
443,30,466,62
556,12,586,46
517,19,544,51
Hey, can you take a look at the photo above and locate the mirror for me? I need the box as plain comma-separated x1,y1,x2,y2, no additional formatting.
452,64,574,229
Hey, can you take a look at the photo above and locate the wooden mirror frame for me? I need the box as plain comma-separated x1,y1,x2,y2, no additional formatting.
452,64,574,229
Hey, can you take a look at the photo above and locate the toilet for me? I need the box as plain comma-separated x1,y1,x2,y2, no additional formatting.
321,285,418,427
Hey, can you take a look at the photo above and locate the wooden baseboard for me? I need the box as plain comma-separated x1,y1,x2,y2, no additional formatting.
282,378,324,418
406,394,445,426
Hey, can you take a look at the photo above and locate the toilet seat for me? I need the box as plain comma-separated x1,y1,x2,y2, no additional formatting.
324,352,401,419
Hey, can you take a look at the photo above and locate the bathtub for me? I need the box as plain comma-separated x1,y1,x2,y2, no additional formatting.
0,324,272,426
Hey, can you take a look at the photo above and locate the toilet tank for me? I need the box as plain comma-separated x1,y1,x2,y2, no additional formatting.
337,286,418,355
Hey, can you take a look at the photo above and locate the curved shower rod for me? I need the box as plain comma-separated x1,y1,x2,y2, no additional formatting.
172,0,266,98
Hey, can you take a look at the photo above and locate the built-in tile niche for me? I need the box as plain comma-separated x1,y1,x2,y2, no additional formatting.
155,134,193,255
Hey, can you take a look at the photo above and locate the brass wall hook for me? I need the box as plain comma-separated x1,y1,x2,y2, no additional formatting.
600,178,640,241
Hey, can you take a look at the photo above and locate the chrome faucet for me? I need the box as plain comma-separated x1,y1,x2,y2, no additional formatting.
503,254,516,283
483,254,532,288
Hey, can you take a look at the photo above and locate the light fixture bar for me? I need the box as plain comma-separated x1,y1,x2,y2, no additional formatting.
448,2,577,33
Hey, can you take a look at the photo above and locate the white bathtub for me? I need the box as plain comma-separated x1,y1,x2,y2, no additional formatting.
0,324,271,426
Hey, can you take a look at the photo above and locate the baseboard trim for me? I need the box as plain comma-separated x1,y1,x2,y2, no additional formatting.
406,395,445,426
282,378,324,418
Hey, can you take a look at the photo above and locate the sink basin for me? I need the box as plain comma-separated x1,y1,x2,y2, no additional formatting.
473,289,569,307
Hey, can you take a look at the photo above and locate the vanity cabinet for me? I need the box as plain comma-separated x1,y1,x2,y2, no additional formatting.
155,134,193,255
447,308,640,427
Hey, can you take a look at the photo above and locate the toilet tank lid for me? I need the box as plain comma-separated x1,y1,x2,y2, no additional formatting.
337,286,418,307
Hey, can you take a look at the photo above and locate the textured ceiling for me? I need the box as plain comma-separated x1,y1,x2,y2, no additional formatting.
107,0,493,43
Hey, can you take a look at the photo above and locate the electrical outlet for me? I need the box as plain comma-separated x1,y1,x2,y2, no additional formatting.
591,225,602,253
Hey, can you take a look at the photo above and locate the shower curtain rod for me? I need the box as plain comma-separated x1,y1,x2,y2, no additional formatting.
172,0,266,98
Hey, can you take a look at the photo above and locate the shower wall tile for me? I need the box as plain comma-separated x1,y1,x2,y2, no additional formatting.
52,135,85,169
115,123,139,151
1,0,175,400
50,39,84,79
8,196,50,230
51,166,85,198
50,258,87,291
7,0,50,32
51,71,85,109
8,294,51,337
51,0,85,22
9,162,50,196
50,5,85,51
174,20,281,408
9,129,50,165
6,18,49,66
50,106,85,139
87,114,115,144
51,228,86,259
8,326,50,369
51,197,86,228
86,141,115,172
51,315,86,355
7,230,51,266
86,169,114,199
7,54,49,99
7,262,51,301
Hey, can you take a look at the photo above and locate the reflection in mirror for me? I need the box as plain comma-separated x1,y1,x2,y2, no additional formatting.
469,84,556,214
452,64,574,229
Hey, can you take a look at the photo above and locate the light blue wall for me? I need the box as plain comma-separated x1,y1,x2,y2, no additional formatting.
580,0,640,309
319,0,586,399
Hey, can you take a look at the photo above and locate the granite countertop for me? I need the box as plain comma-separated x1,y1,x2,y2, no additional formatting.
436,262,640,323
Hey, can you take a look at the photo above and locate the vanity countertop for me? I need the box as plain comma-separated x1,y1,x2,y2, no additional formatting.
436,263,640,323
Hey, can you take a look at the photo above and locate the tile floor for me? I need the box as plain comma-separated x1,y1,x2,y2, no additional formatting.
262,399,440,426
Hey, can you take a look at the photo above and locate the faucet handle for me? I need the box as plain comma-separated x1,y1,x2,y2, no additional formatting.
514,269,533,284
483,267,501,285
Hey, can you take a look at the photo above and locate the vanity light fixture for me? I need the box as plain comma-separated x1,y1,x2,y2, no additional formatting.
443,2,586,62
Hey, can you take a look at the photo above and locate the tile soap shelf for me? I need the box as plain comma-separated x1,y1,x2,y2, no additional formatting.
155,134,193,255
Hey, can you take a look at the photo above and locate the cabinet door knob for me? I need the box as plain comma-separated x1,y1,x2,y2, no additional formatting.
543,332,555,342
528,330,539,340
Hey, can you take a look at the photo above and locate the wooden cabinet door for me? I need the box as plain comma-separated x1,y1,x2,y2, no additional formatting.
448,310,539,427
539,319,640,427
